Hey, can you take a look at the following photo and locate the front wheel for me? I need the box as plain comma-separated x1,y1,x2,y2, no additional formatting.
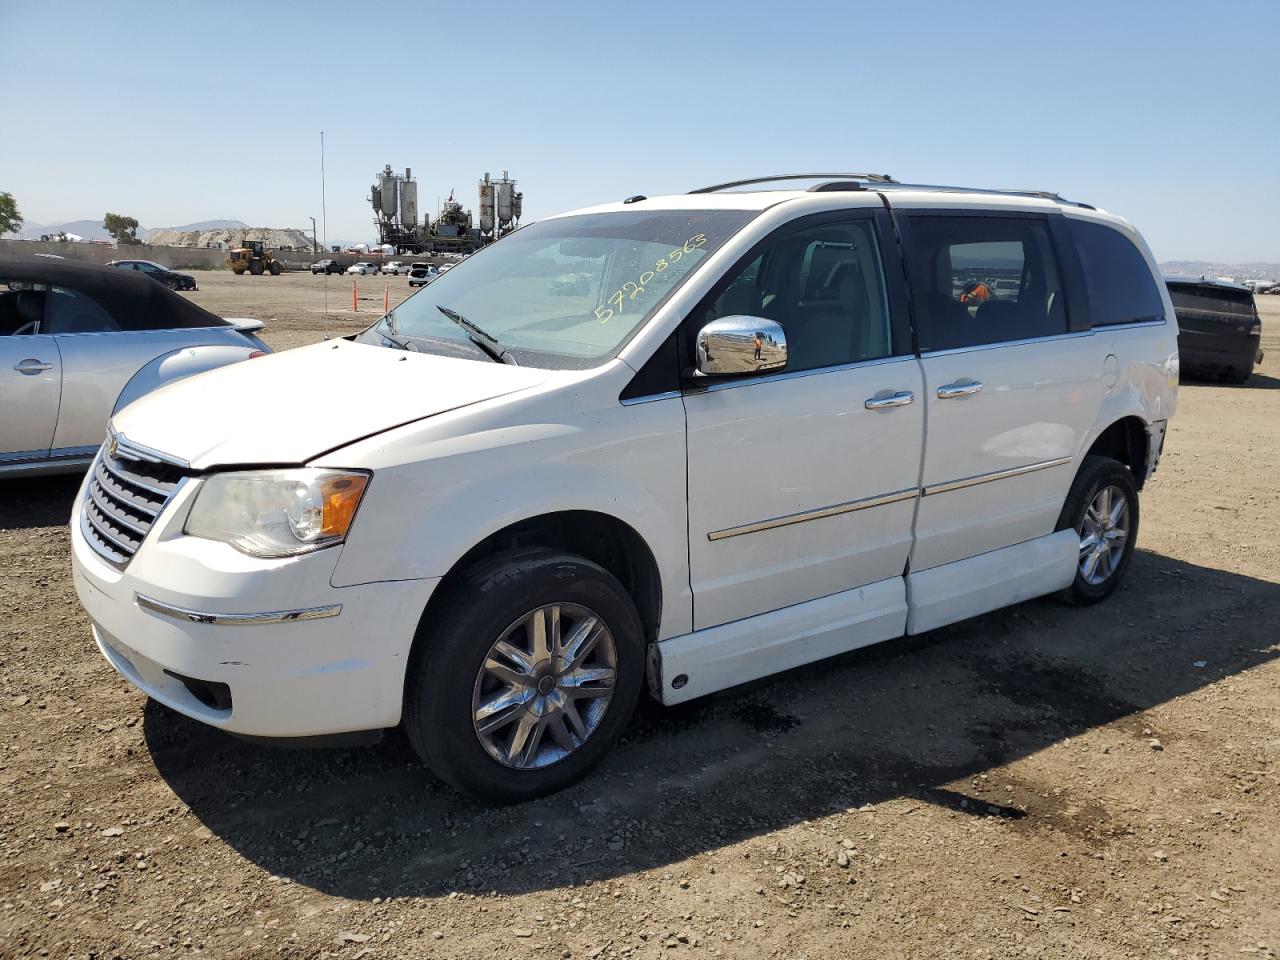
1055,455,1139,605
403,549,645,803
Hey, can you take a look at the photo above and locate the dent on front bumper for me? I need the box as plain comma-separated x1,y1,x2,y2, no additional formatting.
70,473,439,738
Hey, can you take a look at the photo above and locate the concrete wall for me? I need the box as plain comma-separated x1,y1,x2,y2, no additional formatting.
0,239,450,272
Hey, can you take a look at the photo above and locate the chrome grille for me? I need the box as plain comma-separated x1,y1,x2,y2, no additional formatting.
81,432,188,568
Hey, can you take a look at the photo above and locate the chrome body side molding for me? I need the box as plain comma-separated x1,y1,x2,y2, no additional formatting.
923,457,1072,497
135,593,343,626
707,487,919,541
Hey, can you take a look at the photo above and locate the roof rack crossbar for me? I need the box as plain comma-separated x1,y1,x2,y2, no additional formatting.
689,173,898,194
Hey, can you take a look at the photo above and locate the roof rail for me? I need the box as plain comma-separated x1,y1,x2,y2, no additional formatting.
688,173,898,194
876,182,1095,210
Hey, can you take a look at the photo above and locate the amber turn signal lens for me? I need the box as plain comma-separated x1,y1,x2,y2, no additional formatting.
320,474,369,537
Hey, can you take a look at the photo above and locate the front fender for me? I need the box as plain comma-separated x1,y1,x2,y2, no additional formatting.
323,397,693,640
113,344,261,416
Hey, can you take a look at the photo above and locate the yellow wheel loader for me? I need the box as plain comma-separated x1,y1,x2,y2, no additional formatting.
227,240,283,276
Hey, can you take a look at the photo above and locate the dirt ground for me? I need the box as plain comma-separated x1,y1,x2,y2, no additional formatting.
2,270,1278,960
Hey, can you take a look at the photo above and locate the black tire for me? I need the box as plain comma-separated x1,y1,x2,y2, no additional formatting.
248,260,264,276
1223,363,1254,385
1054,455,1139,605
403,548,644,803
268,261,282,275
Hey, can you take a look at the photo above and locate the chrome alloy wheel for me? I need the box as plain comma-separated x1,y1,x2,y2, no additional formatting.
1078,484,1130,586
471,603,618,769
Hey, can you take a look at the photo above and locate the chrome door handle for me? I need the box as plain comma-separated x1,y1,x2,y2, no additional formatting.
13,359,54,374
864,390,915,410
936,381,983,399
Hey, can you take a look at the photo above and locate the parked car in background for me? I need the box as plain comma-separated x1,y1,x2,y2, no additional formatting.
311,259,345,275
382,261,410,276
1165,276,1263,383
106,259,199,291
407,262,438,287
347,262,379,276
69,176,1176,803
1,258,269,477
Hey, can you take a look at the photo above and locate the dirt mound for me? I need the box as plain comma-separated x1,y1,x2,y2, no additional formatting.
146,226,314,251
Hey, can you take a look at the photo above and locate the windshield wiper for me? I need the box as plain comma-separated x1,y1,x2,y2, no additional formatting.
436,305,515,365
379,326,416,351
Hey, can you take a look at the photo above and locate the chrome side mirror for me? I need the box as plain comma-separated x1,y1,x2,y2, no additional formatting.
694,316,787,377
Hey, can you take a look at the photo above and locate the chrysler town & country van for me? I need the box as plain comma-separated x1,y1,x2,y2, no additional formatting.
71,174,1178,801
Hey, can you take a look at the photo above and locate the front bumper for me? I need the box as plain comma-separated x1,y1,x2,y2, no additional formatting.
71,474,439,738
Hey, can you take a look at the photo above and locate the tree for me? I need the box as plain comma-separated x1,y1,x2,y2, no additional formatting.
0,192,22,237
103,212,141,246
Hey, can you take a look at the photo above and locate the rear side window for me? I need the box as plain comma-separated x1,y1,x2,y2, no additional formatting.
905,215,1067,351
1068,219,1165,326
1167,284,1257,321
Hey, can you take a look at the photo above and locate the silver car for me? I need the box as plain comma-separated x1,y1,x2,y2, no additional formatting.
1,257,269,477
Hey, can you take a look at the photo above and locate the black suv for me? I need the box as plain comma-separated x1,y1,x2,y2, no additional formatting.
105,259,198,291
1166,276,1264,383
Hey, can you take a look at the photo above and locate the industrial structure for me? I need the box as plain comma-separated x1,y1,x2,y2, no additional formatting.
370,165,523,254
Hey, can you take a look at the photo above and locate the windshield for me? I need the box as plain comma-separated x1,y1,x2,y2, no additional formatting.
356,208,757,368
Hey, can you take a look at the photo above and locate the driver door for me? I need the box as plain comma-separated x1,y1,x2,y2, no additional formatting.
0,333,62,464
682,210,923,630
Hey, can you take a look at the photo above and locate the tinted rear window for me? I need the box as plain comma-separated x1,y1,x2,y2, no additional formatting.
1167,284,1257,320
1068,219,1165,326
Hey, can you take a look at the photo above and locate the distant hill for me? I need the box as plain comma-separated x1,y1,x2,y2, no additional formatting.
15,218,248,242
145,226,314,250
143,219,248,236
17,219,114,242
1161,260,1280,281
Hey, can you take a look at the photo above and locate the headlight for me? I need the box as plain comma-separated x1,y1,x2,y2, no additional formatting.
184,468,369,558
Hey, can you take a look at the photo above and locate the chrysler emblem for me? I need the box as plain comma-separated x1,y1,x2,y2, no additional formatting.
108,433,119,460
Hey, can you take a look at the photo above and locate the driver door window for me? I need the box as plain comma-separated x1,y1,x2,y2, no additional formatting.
44,286,120,334
690,220,893,373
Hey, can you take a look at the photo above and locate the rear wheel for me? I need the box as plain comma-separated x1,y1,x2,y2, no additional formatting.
1055,455,1139,605
1223,363,1254,385
268,261,282,275
248,260,265,276
403,549,645,803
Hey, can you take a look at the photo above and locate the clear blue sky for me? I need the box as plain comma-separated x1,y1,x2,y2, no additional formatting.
3,0,1277,262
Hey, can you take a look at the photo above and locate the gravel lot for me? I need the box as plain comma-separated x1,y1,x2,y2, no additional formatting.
2,270,1278,959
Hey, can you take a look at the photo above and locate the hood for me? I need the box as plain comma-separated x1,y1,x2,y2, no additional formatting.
111,339,548,468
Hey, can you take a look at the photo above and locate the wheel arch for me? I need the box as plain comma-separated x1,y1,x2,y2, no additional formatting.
1082,415,1151,488
419,510,664,649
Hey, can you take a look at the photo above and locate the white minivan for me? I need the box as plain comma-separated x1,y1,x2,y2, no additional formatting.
71,175,1178,802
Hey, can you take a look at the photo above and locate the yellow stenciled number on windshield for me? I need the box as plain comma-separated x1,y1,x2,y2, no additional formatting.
596,233,707,322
